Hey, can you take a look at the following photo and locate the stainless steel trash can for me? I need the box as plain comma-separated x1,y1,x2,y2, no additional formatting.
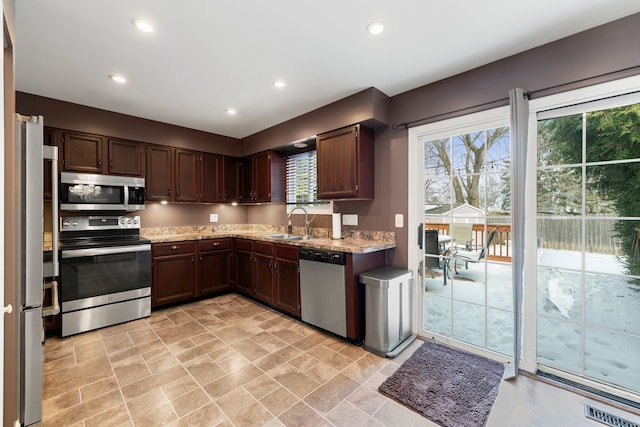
359,267,416,358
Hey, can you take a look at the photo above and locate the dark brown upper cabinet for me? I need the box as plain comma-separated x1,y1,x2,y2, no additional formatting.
201,152,223,203
317,124,374,200
147,145,237,204
174,149,199,202
146,145,199,203
145,145,174,201
222,156,239,202
58,129,145,178
238,150,284,203
201,153,239,203
107,138,145,177
60,131,105,174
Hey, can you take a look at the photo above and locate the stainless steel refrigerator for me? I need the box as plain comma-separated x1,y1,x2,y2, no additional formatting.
16,114,58,426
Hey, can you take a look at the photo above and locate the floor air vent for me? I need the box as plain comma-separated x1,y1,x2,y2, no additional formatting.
585,404,640,427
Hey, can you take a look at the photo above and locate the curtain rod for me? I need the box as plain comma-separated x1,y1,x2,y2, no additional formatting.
391,65,640,130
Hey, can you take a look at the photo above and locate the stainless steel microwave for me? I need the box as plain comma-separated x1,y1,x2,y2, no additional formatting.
59,172,145,211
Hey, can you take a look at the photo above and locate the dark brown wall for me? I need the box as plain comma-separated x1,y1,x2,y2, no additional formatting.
390,12,640,128
16,93,250,228
379,12,640,267
241,87,390,154
14,13,640,269
16,93,243,156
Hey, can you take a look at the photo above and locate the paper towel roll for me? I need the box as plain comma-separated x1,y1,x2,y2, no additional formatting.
332,213,341,239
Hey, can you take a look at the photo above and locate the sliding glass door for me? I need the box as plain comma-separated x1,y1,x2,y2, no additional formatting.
534,95,640,395
412,108,515,361
409,78,640,401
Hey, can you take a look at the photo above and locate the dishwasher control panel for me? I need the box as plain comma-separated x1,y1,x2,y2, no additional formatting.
299,248,346,265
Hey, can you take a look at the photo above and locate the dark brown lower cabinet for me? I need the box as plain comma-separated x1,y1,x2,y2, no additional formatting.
253,242,275,304
198,238,233,296
234,239,254,295
152,242,196,307
274,244,300,316
150,237,384,340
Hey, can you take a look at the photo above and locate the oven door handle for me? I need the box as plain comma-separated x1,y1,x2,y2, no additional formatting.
61,244,151,258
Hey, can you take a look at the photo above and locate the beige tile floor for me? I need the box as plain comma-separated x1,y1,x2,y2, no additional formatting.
42,294,640,426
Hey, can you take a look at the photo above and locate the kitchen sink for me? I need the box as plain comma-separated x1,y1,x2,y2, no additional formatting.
265,234,319,241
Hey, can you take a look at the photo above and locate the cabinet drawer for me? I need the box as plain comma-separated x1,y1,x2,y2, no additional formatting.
275,244,299,261
197,238,232,252
152,241,196,257
235,238,253,252
254,241,274,256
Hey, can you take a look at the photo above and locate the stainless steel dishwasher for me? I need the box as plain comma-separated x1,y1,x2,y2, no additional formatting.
299,247,347,338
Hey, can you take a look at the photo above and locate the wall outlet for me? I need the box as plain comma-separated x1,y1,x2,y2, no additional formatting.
209,213,218,222
395,214,404,228
342,214,358,226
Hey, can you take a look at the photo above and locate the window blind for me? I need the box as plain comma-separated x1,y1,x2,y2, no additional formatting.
285,150,318,204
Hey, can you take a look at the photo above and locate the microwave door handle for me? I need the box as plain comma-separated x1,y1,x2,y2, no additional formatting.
43,145,59,277
124,185,129,210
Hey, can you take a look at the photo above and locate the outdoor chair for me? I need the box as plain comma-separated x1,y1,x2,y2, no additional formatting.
424,229,440,279
450,223,474,269
450,223,473,250
449,227,499,276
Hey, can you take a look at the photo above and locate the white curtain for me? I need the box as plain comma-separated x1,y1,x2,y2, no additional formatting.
508,88,528,377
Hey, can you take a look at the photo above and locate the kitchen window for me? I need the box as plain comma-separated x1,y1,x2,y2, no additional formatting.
285,149,331,213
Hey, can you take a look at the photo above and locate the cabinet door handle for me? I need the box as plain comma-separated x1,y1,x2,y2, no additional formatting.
212,242,220,247
191,255,195,265
109,160,113,170
176,189,180,196
168,189,172,196
170,245,179,250
274,261,279,273
269,259,273,271
199,254,203,263
97,160,102,168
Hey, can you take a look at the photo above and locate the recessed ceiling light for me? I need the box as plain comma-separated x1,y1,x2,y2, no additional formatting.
225,108,237,115
366,21,385,35
109,74,127,84
273,80,287,88
132,19,154,33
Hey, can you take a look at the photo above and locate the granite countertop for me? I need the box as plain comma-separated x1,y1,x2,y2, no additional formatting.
142,225,396,254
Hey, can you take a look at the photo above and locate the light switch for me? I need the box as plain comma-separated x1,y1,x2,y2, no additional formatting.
342,214,358,226
395,214,404,228
209,213,218,222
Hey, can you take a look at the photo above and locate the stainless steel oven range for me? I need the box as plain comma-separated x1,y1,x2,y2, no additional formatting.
59,215,151,337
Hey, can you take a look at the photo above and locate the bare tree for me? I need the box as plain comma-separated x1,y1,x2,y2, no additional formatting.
425,127,509,208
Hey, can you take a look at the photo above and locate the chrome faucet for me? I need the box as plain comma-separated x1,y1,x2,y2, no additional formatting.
288,206,308,236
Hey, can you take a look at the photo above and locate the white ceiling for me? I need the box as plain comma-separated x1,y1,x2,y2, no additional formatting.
14,1,640,140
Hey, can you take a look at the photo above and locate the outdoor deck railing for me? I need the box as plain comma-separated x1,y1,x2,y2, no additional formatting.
426,222,512,262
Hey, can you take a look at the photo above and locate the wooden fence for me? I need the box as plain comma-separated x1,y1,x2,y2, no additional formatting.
426,218,626,262
536,218,623,255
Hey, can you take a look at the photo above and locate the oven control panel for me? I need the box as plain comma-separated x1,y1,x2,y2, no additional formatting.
61,215,141,231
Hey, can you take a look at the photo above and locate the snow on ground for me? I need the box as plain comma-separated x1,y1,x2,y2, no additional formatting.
422,248,640,394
